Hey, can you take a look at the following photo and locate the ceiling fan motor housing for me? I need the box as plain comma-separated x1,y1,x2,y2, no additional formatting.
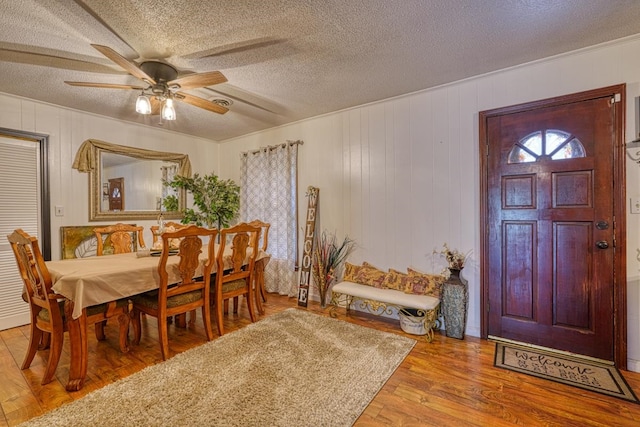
140,61,178,85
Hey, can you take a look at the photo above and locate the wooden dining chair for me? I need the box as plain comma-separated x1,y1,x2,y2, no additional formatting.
131,225,217,360
248,219,270,314
212,223,260,336
93,223,146,255
93,223,145,336
7,229,130,385
150,221,190,326
150,221,187,249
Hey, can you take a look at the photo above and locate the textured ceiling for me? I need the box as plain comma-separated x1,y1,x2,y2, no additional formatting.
2,0,640,141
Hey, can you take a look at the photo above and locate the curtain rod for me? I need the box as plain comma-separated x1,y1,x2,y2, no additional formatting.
241,139,303,156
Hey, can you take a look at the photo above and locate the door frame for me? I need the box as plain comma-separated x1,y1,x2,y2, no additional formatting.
478,84,627,368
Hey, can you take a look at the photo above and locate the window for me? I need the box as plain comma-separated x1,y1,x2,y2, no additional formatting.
508,130,586,163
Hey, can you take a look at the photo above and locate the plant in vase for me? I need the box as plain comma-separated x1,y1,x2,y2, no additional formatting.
435,242,471,339
162,195,179,212
163,172,240,229
434,243,470,277
311,231,357,307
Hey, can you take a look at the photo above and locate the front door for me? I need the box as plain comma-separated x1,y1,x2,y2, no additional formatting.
480,85,626,363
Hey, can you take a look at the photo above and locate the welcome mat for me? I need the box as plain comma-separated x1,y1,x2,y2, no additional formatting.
494,341,638,403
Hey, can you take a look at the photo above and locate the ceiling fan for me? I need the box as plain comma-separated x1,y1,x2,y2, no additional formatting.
65,44,229,120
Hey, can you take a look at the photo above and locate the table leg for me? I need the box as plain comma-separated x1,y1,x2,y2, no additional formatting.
64,299,88,392
175,313,187,328
254,259,265,315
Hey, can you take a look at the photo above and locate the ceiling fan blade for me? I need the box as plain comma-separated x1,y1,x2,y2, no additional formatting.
65,81,144,90
91,44,156,84
203,85,285,115
176,92,229,115
169,71,227,90
0,47,123,74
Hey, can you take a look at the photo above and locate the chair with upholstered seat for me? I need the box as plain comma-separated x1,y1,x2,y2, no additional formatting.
131,225,217,360
247,219,270,314
93,223,146,255
150,221,191,326
212,223,260,336
7,229,130,385
93,223,145,337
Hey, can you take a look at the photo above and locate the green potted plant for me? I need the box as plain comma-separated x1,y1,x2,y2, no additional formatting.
162,194,179,212
163,172,240,229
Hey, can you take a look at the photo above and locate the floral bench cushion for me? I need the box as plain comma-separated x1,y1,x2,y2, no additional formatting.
343,262,444,298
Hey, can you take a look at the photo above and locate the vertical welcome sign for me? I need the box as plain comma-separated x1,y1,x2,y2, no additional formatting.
298,186,319,307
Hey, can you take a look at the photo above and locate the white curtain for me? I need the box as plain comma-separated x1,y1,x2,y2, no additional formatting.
240,141,299,296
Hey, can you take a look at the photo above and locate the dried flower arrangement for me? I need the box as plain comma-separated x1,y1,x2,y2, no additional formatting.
312,231,357,307
434,243,470,271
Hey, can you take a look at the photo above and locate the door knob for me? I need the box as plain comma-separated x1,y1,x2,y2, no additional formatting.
596,240,609,249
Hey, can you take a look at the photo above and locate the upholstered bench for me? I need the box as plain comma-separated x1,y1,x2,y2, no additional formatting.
329,280,441,342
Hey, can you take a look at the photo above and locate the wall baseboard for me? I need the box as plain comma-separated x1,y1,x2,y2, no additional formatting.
626,358,640,373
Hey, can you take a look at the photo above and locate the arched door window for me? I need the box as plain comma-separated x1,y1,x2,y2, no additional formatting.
508,129,586,163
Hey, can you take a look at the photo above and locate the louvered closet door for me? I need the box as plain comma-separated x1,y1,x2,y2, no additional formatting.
0,136,40,330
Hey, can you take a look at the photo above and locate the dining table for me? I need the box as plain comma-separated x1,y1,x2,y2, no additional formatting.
46,245,269,391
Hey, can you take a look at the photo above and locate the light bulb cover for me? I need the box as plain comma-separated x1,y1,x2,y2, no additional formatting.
135,94,152,115
162,98,176,121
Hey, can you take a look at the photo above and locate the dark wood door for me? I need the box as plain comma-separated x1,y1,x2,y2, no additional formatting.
481,87,625,362
108,177,124,211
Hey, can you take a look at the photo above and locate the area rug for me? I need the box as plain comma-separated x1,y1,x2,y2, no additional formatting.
494,341,638,403
20,308,415,427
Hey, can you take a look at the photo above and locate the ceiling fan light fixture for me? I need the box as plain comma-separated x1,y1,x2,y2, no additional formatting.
135,93,152,115
162,97,176,121
67,45,229,121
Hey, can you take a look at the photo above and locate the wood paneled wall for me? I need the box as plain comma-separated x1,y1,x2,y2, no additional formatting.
1,34,640,370
217,34,640,372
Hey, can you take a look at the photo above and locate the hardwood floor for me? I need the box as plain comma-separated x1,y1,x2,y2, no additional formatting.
2,294,640,426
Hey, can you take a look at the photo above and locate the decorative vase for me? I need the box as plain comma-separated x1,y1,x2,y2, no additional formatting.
320,280,333,308
442,268,468,339
320,292,329,308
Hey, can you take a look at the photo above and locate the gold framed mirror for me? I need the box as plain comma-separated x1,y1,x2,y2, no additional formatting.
72,139,190,221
